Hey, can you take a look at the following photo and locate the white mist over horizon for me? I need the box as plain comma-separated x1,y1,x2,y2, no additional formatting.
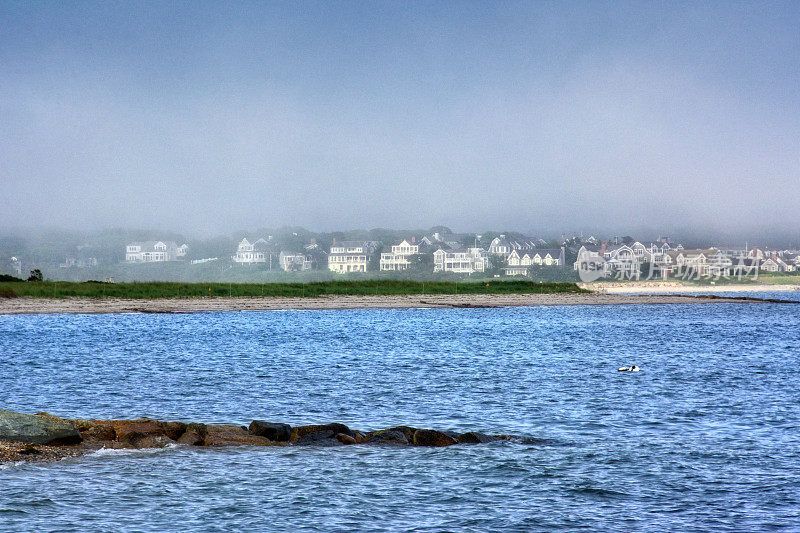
1,3,798,243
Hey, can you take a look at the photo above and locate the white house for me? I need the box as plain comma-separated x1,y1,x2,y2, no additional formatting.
279,251,312,272
525,248,565,267
761,255,794,272
603,244,641,279
60,256,98,268
126,241,187,262
668,249,733,278
573,245,605,273
504,250,528,276
380,238,419,271
488,236,513,258
504,248,565,275
328,241,371,273
433,248,487,274
232,238,266,264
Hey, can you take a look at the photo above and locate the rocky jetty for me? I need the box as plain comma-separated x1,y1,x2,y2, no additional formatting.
0,410,513,465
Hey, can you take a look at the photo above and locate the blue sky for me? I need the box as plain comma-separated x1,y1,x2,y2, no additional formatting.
1,2,798,242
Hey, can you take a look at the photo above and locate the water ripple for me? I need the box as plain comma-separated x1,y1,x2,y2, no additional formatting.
2,297,800,530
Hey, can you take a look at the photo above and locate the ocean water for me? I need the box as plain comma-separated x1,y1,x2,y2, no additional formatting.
2,296,800,531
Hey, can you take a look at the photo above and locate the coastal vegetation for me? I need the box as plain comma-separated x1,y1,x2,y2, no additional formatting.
0,279,588,299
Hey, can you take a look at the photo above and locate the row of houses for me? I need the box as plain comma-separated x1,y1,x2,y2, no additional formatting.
230,238,316,272
196,235,561,275
120,235,800,278
330,235,564,275
574,241,800,279
125,241,188,262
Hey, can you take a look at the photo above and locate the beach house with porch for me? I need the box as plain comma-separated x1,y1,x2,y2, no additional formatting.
433,248,487,274
380,238,420,271
126,241,188,262
328,241,372,273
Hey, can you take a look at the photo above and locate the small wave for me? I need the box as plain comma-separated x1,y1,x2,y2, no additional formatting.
507,436,558,446
0,508,29,516
0,461,24,471
569,485,631,498
89,443,180,457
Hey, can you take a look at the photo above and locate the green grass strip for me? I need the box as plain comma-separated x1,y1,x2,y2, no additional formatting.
0,280,588,299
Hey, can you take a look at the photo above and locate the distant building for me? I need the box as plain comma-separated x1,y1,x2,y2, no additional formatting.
488,236,513,258
126,241,187,262
191,257,218,265
667,249,733,278
504,248,565,276
279,251,312,272
232,238,266,264
59,256,98,268
9,257,22,276
786,252,800,270
433,247,487,274
328,241,372,273
761,255,795,272
602,244,641,279
380,238,419,271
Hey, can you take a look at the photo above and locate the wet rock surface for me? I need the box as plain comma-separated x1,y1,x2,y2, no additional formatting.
413,429,458,447
0,410,83,445
365,430,409,446
457,432,497,444
249,421,292,442
0,409,528,464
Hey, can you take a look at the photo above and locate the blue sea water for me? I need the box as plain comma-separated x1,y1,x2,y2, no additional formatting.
2,296,800,531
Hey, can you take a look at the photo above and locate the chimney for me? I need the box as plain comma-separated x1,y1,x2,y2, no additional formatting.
411,236,415,243
601,241,606,256
333,237,337,244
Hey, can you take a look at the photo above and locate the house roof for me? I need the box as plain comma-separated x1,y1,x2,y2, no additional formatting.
490,236,511,248
129,240,179,251
331,241,366,248
525,248,562,258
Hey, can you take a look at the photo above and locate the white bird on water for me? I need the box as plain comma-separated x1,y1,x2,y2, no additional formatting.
618,366,640,372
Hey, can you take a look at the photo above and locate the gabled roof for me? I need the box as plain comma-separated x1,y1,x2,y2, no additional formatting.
525,248,562,258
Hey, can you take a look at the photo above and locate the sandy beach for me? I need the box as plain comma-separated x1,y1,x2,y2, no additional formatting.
0,292,795,314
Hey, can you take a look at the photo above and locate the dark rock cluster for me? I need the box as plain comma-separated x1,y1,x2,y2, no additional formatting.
0,409,513,463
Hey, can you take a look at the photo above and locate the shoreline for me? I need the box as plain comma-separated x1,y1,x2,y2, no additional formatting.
0,292,795,314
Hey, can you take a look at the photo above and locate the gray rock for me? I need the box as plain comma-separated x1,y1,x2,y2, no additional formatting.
457,432,496,444
334,433,357,445
293,429,341,446
290,423,353,441
412,429,457,447
384,426,417,441
365,430,409,446
249,421,292,441
0,409,82,445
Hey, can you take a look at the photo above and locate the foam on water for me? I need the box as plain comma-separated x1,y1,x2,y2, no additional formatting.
87,443,181,457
